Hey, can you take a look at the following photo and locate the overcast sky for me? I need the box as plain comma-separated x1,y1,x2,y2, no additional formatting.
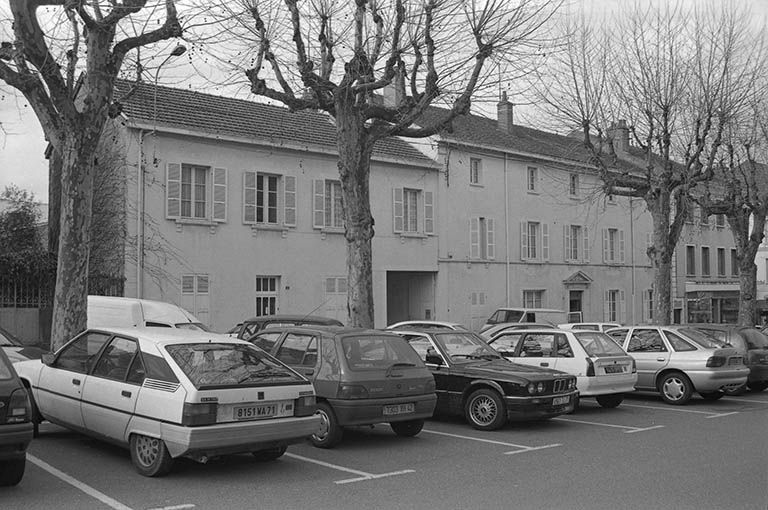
1,0,766,204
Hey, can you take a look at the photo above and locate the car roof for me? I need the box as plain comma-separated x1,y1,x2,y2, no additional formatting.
249,325,401,337
88,327,250,347
492,307,565,313
242,315,343,324
386,320,464,328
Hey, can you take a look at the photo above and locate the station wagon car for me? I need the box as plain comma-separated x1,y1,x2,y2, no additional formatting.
233,315,343,340
0,347,33,486
250,327,437,448
390,329,577,430
487,328,637,409
605,326,749,405
13,328,320,476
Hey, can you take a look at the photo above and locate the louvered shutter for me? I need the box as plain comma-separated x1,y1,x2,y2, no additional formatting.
619,229,625,263
424,191,434,234
393,188,404,233
284,175,296,226
212,168,227,222
583,226,590,262
313,179,325,229
470,218,480,259
487,218,495,260
542,223,550,261
243,171,256,223
603,291,610,321
602,229,609,262
520,221,528,260
564,225,571,262
166,163,181,219
619,290,626,323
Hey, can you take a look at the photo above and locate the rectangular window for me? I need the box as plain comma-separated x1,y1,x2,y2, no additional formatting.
181,274,210,325
166,163,227,222
717,248,726,277
323,276,347,323
731,249,738,276
699,207,709,227
521,221,549,261
603,228,625,263
255,276,279,316
244,172,296,226
257,174,278,224
404,189,419,233
569,173,579,196
470,217,495,260
527,167,538,192
564,224,589,262
716,214,725,228
181,165,207,219
701,247,710,277
642,289,653,322
393,188,433,235
313,179,343,229
470,158,483,185
604,289,625,322
686,245,696,277
523,290,544,308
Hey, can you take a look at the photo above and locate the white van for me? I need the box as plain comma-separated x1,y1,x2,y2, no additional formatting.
87,296,209,331
479,307,568,334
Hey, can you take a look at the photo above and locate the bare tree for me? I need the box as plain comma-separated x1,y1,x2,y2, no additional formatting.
0,1,181,348
194,0,561,327
536,3,762,324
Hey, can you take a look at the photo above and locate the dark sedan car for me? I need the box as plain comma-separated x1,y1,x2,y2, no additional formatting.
390,329,577,430
0,346,33,486
690,324,768,393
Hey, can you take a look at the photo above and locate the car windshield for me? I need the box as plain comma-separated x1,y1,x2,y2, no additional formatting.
174,322,211,332
678,328,728,349
574,332,627,356
166,343,304,389
433,332,503,362
0,355,12,379
738,329,768,349
341,335,424,370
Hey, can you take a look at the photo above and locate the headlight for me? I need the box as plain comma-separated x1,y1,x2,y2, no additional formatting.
537,382,545,393
569,379,577,389
527,383,536,394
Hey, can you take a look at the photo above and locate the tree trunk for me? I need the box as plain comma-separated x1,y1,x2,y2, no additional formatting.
48,149,62,256
335,99,375,328
738,262,757,327
647,196,676,325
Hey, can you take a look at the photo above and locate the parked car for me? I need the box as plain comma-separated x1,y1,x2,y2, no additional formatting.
604,326,749,405
486,328,637,409
0,325,45,363
478,322,557,340
389,329,577,430
688,324,768,393
478,308,567,334
87,296,210,331
13,328,320,477
249,326,437,448
386,321,468,331
558,323,621,333
234,315,343,340
0,346,33,486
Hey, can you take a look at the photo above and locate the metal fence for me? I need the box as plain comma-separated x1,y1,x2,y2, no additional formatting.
0,274,124,308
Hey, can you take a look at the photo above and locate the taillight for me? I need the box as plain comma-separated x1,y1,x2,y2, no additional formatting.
631,359,637,373
182,402,218,426
5,389,30,424
706,356,726,368
425,378,436,393
585,358,595,377
337,384,369,399
294,395,317,416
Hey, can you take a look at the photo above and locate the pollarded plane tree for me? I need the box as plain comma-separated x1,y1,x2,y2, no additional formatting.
536,3,762,324
0,1,182,348
198,0,561,328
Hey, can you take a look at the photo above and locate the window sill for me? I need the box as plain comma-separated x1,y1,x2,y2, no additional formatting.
248,224,293,238
469,183,484,188
173,218,221,234
526,190,539,195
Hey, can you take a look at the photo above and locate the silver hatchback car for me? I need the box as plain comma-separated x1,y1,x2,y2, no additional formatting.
605,326,749,405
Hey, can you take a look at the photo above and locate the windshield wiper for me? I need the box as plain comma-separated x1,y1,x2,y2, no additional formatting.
386,362,416,377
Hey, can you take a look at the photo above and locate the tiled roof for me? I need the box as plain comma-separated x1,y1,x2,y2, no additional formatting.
113,80,434,166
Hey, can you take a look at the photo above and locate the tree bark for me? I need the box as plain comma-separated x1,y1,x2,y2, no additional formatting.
648,192,677,325
738,262,757,327
48,148,62,256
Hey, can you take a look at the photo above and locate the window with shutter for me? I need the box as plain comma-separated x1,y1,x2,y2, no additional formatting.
470,218,480,259
542,223,549,261
313,180,325,229
212,168,227,222
424,191,434,234
393,188,404,233
284,176,296,226
486,218,495,260
166,163,181,219
243,172,257,223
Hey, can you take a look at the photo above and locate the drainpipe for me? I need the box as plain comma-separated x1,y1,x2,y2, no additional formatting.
504,153,510,306
137,129,146,298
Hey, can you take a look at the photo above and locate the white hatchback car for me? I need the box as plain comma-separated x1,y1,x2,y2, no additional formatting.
559,323,621,333
14,328,320,476
487,328,637,408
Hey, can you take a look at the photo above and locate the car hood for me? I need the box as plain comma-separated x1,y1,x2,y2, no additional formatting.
1,345,45,363
449,358,568,382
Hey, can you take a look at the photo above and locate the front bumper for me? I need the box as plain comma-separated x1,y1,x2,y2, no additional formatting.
329,393,437,426
504,390,579,420
160,414,321,458
0,422,33,461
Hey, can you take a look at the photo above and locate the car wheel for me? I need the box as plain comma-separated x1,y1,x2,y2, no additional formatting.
0,457,25,486
748,381,768,392
310,402,343,448
658,372,693,405
596,393,624,408
129,434,174,477
465,388,507,430
699,391,725,400
724,384,747,396
390,419,425,437
252,446,287,461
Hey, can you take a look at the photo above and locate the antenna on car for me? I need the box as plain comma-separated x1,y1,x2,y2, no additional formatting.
299,297,333,321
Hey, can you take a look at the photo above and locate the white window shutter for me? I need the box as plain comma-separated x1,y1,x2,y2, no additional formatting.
564,225,571,262
470,218,480,259
619,229,626,263
313,179,325,229
487,218,495,260
583,226,590,262
393,188,404,233
602,229,609,262
603,290,610,321
243,171,256,224
542,223,550,261
619,290,626,322
424,191,434,234
284,175,297,226
642,290,649,322
166,163,181,219
212,168,227,222
520,221,528,260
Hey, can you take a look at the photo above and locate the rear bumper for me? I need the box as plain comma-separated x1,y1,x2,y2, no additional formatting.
577,374,638,397
0,422,33,461
687,367,750,392
160,415,321,458
504,390,578,420
328,393,437,426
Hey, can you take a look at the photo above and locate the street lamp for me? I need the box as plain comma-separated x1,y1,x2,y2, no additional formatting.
153,44,187,132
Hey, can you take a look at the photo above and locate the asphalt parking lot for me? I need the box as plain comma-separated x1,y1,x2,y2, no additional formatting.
3,391,767,510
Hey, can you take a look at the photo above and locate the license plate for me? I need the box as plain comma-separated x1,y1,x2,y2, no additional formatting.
552,396,570,406
383,403,415,416
604,365,625,374
234,403,277,420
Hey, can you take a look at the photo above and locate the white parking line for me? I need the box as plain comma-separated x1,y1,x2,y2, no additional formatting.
28,454,133,510
729,397,768,404
622,403,729,416
553,417,664,434
422,429,562,455
705,412,739,419
147,506,195,510
285,452,414,485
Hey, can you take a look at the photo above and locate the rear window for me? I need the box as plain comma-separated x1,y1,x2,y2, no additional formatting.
575,332,626,356
166,343,304,389
678,328,728,349
341,335,424,370
0,355,13,380
174,322,211,332
738,329,768,349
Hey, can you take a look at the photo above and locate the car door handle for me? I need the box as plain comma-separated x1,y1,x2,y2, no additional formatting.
72,378,81,386
656,358,666,362
303,369,314,376
121,390,132,398
540,362,549,367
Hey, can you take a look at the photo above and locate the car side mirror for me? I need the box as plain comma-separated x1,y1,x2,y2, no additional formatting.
425,349,443,365
41,353,55,366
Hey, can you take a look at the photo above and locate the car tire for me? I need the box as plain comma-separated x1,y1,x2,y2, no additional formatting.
699,391,725,400
658,371,693,405
465,388,507,431
0,457,25,486
596,393,624,408
748,381,768,392
129,434,174,477
310,402,343,448
724,384,747,396
390,419,425,437
252,446,287,461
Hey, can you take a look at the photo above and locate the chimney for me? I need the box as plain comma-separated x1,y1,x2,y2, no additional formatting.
383,82,403,108
497,91,514,133
607,119,630,153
